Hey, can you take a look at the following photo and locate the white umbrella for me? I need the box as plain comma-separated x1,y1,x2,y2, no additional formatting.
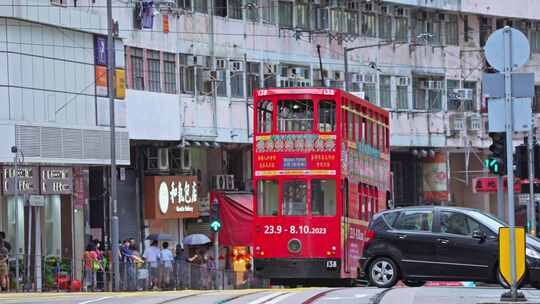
182,234,211,246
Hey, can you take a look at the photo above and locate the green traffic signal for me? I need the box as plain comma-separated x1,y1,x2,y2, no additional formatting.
484,157,503,175
210,220,222,232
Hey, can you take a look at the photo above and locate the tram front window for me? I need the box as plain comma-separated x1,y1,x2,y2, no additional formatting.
282,180,308,216
311,179,336,216
277,99,313,132
257,180,279,216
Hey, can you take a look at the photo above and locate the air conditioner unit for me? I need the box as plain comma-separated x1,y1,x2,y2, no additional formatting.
158,148,170,170
215,58,227,70
449,114,465,132
225,175,235,190
212,175,227,190
351,73,363,83
467,114,482,132
264,63,277,74
395,7,408,17
289,67,307,79
363,74,376,83
421,80,442,90
187,55,205,66
230,61,244,72
397,76,409,86
452,88,473,100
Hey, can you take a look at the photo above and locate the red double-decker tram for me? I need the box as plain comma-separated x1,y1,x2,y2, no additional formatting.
252,88,391,285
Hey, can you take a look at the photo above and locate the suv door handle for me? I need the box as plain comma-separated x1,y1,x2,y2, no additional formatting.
437,238,449,245
397,234,407,240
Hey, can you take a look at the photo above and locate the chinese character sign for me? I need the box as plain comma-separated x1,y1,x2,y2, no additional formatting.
144,175,199,219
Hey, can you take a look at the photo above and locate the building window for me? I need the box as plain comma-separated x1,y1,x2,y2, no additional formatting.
177,0,192,11
197,66,211,95
278,1,293,28
261,0,275,24
215,58,227,97
463,81,476,111
378,13,392,40
318,100,336,132
228,0,242,19
531,26,540,53
445,15,458,45
379,75,391,108
263,64,276,88
231,68,244,98
311,179,336,216
330,8,345,33
163,52,177,94
464,16,470,43
278,99,313,132
194,0,208,13
215,0,227,17
179,54,195,94
147,50,161,92
246,0,258,22
362,13,377,37
257,180,278,216
480,17,492,46
296,2,311,30
396,77,408,110
247,62,260,98
446,79,460,111
131,47,144,90
257,100,273,133
315,5,329,31
447,80,475,111
395,15,408,42
363,82,377,104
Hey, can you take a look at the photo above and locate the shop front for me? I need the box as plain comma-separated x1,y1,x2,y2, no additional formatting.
0,165,88,286
143,175,200,248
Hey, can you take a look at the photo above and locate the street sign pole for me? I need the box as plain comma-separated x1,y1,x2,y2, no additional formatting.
497,175,505,220
214,231,220,290
503,27,518,300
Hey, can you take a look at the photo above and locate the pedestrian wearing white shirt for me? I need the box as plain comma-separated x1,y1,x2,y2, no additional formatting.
143,240,160,290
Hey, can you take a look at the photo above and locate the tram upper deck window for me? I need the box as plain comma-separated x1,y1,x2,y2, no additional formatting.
278,100,313,132
257,100,273,133
282,180,308,216
257,180,279,216
318,100,336,132
311,179,336,216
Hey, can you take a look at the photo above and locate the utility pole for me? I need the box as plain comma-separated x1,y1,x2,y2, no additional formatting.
12,146,20,291
528,130,536,236
106,0,120,291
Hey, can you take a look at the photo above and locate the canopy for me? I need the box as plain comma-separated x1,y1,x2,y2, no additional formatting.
211,191,254,247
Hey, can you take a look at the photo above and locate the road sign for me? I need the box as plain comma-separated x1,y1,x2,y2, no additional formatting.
518,193,540,206
28,195,45,207
485,28,530,72
210,221,222,232
488,98,532,132
499,227,526,285
472,176,520,193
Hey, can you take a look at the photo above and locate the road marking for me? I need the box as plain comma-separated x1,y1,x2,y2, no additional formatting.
264,293,293,304
246,292,287,304
79,297,112,304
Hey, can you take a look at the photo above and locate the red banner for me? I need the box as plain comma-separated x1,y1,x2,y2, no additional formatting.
472,176,521,193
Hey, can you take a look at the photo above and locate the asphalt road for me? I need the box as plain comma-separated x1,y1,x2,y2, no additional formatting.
2,286,540,304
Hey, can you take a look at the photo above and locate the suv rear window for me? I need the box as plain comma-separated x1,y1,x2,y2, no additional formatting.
394,210,433,232
382,211,400,227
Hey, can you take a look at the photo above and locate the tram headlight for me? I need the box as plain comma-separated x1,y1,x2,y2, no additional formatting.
288,238,302,253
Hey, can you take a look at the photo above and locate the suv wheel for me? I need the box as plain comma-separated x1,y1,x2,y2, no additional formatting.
403,280,425,287
369,257,399,288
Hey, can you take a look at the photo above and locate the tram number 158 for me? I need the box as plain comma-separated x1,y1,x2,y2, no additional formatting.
326,260,337,269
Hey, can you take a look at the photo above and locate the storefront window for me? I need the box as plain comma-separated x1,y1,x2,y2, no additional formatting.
277,99,313,132
311,179,336,216
282,180,307,216
7,196,25,255
257,180,278,216
45,195,62,256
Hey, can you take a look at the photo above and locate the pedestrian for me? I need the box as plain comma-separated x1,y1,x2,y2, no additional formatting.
119,239,134,290
0,239,9,292
174,245,188,289
83,243,99,291
0,232,11,253
143,240,160,290
130,243,145,290
160,242,174,290
93,240,105,291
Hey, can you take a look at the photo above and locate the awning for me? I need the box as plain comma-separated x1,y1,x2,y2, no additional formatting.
210,191,254,247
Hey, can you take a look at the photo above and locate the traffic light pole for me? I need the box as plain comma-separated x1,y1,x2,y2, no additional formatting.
528,131,536,236
503,28,518,300
497,175,505,221
214,231,220,290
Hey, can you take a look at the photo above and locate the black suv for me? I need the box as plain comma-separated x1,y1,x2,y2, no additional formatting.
358,206,540,288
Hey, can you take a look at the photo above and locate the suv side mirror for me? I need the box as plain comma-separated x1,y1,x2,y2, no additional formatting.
472,230,486,240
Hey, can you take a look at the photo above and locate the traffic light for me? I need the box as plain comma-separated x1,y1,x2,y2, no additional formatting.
515,143,540,178
485,132,507,175
210,199,221,232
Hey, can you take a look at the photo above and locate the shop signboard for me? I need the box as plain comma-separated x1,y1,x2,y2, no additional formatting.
144,175,200,220
1,166,39,195
41,167,73,195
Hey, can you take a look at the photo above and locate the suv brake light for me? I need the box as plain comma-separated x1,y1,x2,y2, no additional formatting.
365,230,376,242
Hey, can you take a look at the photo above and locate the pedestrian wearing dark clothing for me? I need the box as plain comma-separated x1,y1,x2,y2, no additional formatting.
0,232,11,253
